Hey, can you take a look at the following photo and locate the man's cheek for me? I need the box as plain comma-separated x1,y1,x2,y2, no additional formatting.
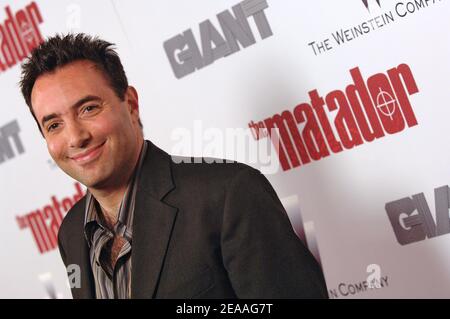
46,140,64,162
89,121,114,138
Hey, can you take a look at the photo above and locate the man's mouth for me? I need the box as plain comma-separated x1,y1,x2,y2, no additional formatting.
70,141,106,165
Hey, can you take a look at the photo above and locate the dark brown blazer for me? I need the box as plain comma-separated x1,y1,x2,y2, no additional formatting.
57,140,328,298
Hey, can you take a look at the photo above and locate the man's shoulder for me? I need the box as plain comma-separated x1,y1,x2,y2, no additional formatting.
146,141,262,190
169,155,259,187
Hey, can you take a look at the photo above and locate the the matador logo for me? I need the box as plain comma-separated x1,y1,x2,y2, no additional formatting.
361,0,382,11
16,183,85,254
0,1,44,75
249,63,420,172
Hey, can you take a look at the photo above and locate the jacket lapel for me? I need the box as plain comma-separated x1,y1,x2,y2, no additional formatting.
130,141,178,298
130,194,178,298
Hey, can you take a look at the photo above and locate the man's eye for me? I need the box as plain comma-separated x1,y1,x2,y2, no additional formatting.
47,123,59,132
84,105,97,112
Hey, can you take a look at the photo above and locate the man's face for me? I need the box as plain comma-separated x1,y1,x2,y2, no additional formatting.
31,60,143,190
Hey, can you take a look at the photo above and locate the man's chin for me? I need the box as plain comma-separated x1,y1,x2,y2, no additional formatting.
64,170,109,189
80,176,110,189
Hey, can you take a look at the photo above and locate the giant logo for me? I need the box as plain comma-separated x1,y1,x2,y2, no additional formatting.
164,0,273,79
386,185,450,245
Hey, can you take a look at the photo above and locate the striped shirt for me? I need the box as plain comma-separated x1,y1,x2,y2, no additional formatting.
84,141,148,299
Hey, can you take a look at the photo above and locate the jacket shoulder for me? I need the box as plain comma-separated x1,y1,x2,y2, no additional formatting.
169,155,258,183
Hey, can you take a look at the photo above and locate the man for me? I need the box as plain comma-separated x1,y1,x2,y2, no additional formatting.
20,33,327,299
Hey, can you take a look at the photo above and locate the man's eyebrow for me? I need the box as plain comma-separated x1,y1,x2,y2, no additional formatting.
40,95,102,128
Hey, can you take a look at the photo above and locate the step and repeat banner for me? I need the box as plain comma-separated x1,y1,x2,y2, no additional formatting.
0,0,449,298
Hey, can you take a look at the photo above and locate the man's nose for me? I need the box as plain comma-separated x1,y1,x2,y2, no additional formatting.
66,121,91,149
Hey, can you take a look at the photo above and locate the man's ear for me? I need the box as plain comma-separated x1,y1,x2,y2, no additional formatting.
125,86,139,115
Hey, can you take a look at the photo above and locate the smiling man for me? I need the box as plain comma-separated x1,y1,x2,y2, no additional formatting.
19,33,327,299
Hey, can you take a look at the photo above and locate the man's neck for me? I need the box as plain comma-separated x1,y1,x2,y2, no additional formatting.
92,186,128,228
88,138,145,228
